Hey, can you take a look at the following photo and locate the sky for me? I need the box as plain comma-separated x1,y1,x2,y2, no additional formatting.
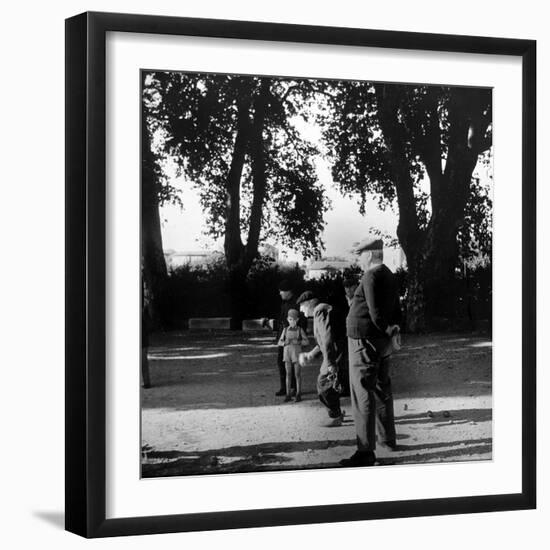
159,158,399,262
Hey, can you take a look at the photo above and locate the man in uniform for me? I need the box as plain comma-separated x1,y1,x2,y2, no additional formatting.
298,290,345,426
340,237,402,467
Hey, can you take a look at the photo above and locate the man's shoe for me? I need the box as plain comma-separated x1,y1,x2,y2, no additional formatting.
275,389,286,396
321,414,343,427
295,394,302,402
379,440,398,452
339,451,376,467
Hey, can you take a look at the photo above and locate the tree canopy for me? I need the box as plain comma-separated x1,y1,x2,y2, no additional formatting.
142,70,493,330
144,72,330,264
322,81,492,328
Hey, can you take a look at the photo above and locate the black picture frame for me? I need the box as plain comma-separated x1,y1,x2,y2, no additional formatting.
65,11,536,538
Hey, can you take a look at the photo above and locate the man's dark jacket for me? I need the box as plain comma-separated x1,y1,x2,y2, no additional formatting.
346,263,401,340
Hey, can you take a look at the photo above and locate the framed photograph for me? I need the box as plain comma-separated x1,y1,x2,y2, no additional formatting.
65,11,536,538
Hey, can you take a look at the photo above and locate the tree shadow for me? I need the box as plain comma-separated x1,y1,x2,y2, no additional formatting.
142,438,353,477
379,442,492,465
143,438,356,460
391,437,491,452
144,331,493,408
395,408,492,425
142,435,492,477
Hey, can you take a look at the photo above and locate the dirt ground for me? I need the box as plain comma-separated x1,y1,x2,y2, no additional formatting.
141,330,492,477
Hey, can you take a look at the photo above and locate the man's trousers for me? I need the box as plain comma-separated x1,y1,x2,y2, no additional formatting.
348,337,396,451
317,372,342,417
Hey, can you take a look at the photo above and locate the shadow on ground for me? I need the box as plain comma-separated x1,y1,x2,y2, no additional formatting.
395,408,492,425
142,331,492,411
142,435,492,477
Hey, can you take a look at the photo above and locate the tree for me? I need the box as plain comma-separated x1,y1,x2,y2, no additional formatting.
323,82,492,330
144,72,329,326
141,76,167,322
142,73,185,323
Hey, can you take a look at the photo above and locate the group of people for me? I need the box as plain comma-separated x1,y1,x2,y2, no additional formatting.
274,237,402,467
142,235,402,469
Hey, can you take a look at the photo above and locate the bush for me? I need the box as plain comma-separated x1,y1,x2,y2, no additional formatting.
156,255,491,331
157,256,309,327
245,260,306,318
159,258,231,328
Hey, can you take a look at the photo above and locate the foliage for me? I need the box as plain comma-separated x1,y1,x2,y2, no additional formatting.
142,75,183,209
158,257,308,326
321,80,492,328
143,72,330,262
322,81,493,263
143,71,494,329
457,151,493,262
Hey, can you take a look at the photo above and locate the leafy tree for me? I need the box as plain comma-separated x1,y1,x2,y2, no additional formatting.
142,70,193,323
141,73,169,320
143,72,329,325
323,82,492,330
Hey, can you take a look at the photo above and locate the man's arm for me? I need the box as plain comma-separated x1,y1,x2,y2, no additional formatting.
307,345,321,360
277,328,286,347
315,310,340,370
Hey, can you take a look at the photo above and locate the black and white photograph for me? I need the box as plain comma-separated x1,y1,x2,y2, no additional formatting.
1,0,544,544
140,70,493,477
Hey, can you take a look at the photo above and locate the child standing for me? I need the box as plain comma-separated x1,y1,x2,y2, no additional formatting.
278,309,309,402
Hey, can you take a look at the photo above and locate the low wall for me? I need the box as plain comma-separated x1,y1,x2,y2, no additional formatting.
242,318,275,331
188,317,232,330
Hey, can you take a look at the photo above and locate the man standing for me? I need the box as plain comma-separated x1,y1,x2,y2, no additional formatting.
336,276,360,397
275,280,300,396
298,291,345,426
340,237,402,467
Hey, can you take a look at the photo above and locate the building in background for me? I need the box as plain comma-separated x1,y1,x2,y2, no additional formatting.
306,257,354,279
164,249,224,270
305,246,406,279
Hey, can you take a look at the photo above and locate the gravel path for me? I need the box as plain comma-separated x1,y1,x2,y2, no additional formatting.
141,331,492,477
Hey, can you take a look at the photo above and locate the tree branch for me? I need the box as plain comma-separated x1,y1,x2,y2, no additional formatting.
374,84,423,263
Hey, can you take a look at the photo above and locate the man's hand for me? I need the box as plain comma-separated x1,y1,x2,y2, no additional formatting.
298,352,309,366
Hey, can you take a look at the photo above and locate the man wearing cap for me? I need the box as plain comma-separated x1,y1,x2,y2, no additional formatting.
297,291,345,426
340,237,402,467
274,280,302,396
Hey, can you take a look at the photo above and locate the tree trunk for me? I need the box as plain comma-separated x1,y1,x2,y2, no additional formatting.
374,84,425,331
223,81,271,328
420,87,490,321
141,110,168,325
404,262,426,333
245,80,270,269
375,85,491,331
224,93,250,267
